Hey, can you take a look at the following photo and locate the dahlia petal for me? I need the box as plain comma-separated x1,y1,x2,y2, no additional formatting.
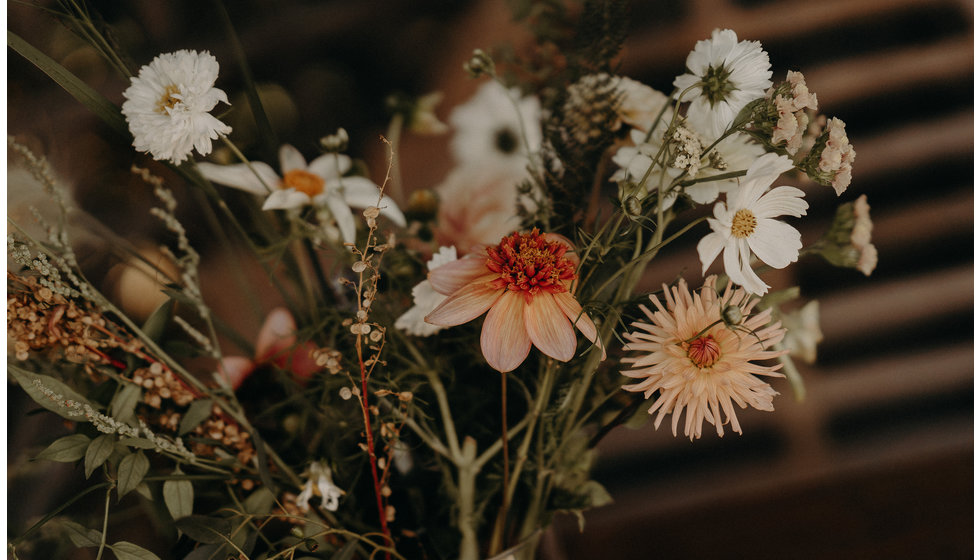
427,257,491,295
524,293,577,362
480,290,532,372
424,281,502,326
554,291,605,358
197,161,279,195
278,144,308,173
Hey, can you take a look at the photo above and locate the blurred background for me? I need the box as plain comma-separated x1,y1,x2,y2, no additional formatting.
8,0,973,558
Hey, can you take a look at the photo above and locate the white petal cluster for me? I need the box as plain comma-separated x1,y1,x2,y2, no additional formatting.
395,246,458,336
449,81,542,176
296,460,345,512
673,29,772,140
121,50,232,164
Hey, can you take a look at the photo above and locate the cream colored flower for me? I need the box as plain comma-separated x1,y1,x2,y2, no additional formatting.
296,460,345,512
449,81,542,176
780,300,823,364
621,277,786,439
395,246,458,336
121,50,231,164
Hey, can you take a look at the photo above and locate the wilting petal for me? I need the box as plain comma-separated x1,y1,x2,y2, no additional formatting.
524,293,576,362
481,290,532,372
554,291,605,359
425,280,502,326
256,307,298,362
197,161,279,195
278,144,308,173
428,257,491,295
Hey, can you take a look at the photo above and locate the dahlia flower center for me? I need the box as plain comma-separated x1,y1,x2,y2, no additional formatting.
686,335,722,368
156,84,182,113
701,65,735,106
283,169,326,197
730,208,757,238
485,229,576,300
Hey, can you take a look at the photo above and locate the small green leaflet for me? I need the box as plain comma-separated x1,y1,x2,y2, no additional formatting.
117,451,149,500
37,434,91,463
84,434,116,478
109,541,161,560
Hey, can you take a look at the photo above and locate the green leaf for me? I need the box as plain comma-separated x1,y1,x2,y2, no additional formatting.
117,451,149,499
178,399,213,435
581,480,613,508
109,383,142,425
109,541,161,560
37,434,91,463
118,437,156,449
61,519,102,548
135,482,153,501
242,487,275,516
163,478,194,520
174,515,233,545
8,365,95,422
85,434,116,478
7,31,129,138
141,298,174,342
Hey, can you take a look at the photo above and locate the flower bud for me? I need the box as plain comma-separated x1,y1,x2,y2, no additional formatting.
320,128,349,153
463,49,495,78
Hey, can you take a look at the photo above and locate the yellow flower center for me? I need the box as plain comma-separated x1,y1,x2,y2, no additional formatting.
156,84,182,113
686,335,721,368
730,208,757,238
283,169,326,197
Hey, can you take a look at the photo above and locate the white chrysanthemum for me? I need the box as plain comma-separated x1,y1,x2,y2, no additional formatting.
121,50,232,164
296,461,345,512
621,277,786,439
197,145,405,244
449,81,542,176
615,77,670,133
673,29,772,140
697,153,808,295
395,246,458,336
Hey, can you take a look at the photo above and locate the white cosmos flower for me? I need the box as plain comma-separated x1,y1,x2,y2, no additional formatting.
394,246,458,336
197,144,405,244
697,153,807,295
673,29,772,140
450,81,542,176
121,50,232,164
296,461,345,512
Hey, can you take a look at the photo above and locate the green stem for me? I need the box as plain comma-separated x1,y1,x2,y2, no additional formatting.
94,482,113,560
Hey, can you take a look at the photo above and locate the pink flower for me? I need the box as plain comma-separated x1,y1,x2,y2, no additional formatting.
218,307,319,389
424,229,604,372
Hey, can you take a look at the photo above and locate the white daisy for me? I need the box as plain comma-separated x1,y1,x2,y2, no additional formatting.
449,81,542,176
197,144,406,244
121,50,232,164
696,153,808,295
296,461,345,512
394,246,458,336
673,29,772,140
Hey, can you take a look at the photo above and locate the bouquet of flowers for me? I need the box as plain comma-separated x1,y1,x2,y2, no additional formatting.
8,2,876,559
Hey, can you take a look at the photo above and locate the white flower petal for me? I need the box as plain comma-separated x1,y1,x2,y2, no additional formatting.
197,161,279,194
334,176,406,227
748,219,802,269
308,153,352,179
278,144,308,173
320,192,357,244
262,188,310,210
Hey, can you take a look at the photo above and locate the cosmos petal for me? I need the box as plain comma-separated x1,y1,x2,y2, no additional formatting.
425,281,502,326
747,219,802,269
697,232,725,274
481,290,532,372
524,293,577,362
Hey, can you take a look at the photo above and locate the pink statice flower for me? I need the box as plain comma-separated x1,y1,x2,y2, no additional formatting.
424,229,604,372
621,276,787,439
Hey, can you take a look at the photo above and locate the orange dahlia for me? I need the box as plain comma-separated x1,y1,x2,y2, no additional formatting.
424,228,604,372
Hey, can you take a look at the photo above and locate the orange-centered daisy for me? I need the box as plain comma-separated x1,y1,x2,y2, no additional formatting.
621,276,787,439
424,229,604,372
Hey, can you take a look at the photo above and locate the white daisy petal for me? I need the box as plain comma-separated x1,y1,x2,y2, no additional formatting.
308,153,352,180
197,161,279,195
748,219,802,269
321,192,357,244
278,144,308,173
334,177,407,227
262,188,310,210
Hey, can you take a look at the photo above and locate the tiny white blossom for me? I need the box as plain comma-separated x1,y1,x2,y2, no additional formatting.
197,145,406,243
673,29,772,140
780,300,823,364
296,461,345,512
395,246,458,336
697,153,807,295
121,50,232,164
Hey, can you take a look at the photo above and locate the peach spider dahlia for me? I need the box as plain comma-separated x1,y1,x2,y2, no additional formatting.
621,276,786,439
424,228,604,372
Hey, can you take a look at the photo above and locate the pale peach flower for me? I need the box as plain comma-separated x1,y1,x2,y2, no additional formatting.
424,229,604,372
217,307,319,389
621,277,786,439
432,164,526,253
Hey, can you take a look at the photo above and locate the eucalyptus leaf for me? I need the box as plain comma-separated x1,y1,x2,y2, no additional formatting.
109,541,161,560
109,383,141,425
85,434,116,478
7,31,128,138
117,451,149,499
61,519,102,548
174,515,233,545
37,434,91,463
178,399,213,435
163,478,194,520
9,366,94,422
